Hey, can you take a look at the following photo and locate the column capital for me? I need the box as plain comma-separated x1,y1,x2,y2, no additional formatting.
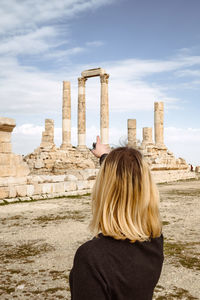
100,73,109,84
78,77,87,87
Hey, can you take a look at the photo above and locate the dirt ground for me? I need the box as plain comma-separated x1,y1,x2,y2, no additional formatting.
0,179,200,300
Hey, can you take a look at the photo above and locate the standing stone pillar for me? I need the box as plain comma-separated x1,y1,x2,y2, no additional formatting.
0,117,15,154
127,119,137,147
100,73,109,145
142,127,153,145
0,117,29,180
40,119,55,148
78,77,87,148
61,81,71,149
154,102,164,145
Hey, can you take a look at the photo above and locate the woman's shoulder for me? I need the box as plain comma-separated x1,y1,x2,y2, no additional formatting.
75,234,106,255
75,233,163,257
73,234,109,266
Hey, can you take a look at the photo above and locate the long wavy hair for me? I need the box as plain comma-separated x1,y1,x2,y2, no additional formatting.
90,147,162,242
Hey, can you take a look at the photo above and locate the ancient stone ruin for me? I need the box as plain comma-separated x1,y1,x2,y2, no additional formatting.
127,102,188,171
0,67,198,202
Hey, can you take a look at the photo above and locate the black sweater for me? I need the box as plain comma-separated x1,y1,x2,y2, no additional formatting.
69,233,164,300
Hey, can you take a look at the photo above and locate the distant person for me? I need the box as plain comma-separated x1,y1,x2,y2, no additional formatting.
69,136,164,300
191,164,193,172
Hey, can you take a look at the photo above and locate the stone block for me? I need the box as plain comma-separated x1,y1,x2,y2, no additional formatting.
0,186,9,199
64,174,78,181
33,183,42,195
27,185,34,196
41,183,53,194
195,166,200,173
53,182,65,193
9,186,17,198
0,165,16,177
6,198,18,203
27,175,41,184
0,142,12,153
16,185,27,197
76,180,88,190
81,68,106,78
87,180,96,189
64,181,76,192
0,117,16,132
0,131,11,142
0,153,13,165
16,164,30,177
7,176,27,185
34,159,44,169
51,175,65,182
0,177,8,186
79,169,98,180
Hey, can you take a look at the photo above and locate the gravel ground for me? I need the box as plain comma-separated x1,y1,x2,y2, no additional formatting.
0,179,199,300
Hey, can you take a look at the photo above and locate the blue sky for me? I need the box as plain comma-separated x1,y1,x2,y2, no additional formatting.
0,0,200,165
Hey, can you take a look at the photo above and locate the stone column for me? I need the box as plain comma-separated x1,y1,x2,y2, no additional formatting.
0,117,29,181
100,73,109,145
61,81,71,149
127,119,137,147
78,77,87,148
0,117,15,154
40,119,55,148
142,127,153,145
154,102,164,145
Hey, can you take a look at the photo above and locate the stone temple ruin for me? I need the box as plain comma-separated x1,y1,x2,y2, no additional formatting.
0,68,198,202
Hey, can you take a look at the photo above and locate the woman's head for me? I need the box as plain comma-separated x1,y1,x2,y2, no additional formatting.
90,147,161,242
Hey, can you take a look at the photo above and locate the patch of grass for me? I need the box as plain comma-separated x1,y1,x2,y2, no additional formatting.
49,270,68,280
66,193,91,199
0,240,54,262
0,193,91,206
0,199,39,206
34,211,85,224
162,221,170,226
164,241,200,270
155,286,198,300
166,189,200,197
32,286,66,295
0,287,15,294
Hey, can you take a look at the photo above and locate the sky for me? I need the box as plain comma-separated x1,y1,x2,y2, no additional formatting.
0,0,200,165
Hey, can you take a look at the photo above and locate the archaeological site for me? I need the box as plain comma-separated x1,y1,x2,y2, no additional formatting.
0,68,199,203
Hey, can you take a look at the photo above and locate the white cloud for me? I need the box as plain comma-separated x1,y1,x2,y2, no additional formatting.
0,27,59,56
1,53,200,117
0,0,114,35
165,127,200,166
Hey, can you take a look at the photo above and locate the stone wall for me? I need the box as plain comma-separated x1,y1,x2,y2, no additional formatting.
0,169,98,203
1,168,198,203
152,170,197,183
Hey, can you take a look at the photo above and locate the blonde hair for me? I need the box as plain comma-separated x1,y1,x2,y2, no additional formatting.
90,147,162,242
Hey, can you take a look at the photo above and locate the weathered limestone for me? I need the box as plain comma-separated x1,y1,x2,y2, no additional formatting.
40,119,55,148
78,68,110,146
154,102,164,146
126,102,189,171
100,73,109,144
61,81,71,149
0,117,15,153
81,67,106,78
78,77,87,148
127,119,137,147
195,166,200,173
0,117,29,182
24,145,97,175
142,127,153,145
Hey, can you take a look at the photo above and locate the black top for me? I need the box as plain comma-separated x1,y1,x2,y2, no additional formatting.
69,233,164,300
